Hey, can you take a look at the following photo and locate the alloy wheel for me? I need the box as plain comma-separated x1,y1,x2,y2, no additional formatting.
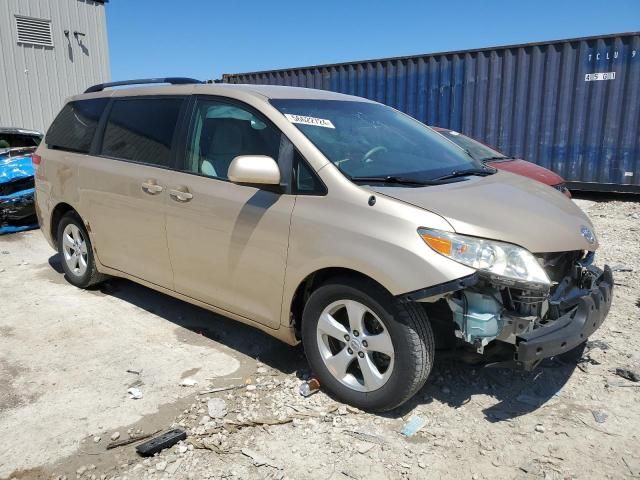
316,299,395,392
62,223,88,277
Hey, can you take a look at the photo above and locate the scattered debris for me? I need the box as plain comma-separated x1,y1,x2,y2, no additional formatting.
207,398,227,419
220,416,295,434
110,432,120,441
611,265,633,273
179,377,198,387
107,430,161,450
299,378,320,397
357,443,375,454
535,424,545,433
93,436,101,443
615,367,640,382
127,387,143,399
136,429,187,457
126,369,141,375
401,415,428,437
198,385,243,395
241,448,283,469
576,416,620,436
343,429,387,445
592,410,608,424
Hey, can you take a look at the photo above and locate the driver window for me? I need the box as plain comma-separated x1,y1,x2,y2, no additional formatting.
185,99,281,180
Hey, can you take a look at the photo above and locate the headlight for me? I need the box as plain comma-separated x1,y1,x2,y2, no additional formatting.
418,228,550,286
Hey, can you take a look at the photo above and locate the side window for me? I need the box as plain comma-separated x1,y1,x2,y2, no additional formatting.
101,98,183,167
184,98,281,180
46,99,109,153
292,151,326,195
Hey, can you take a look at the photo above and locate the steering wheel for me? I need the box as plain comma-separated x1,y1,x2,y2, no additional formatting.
362,145,388,163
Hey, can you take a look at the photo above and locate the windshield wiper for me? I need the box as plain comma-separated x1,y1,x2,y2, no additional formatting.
481,155,513,162
430,167,496,182
349,175,437,186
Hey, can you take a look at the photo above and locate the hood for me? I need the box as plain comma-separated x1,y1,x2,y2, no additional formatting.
1,153,34,184
370,170,596,253
488,158,564,186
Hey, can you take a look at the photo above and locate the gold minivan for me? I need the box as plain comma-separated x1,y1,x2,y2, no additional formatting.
34,79,613,411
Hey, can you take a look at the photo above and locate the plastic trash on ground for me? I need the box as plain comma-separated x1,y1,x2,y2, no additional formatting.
127,387,143,399
400,415,428,437
299,378,320,397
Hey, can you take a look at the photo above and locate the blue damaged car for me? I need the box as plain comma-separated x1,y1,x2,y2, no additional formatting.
0,127,42,235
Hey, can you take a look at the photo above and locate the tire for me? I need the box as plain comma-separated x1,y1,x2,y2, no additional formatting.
301,277,434,412
57,212,107,288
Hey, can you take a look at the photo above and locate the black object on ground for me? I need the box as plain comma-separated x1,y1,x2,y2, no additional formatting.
615,367,640,382
135,429,187,457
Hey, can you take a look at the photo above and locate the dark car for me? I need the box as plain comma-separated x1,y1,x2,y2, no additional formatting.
433,127,571,198
0,128,42,234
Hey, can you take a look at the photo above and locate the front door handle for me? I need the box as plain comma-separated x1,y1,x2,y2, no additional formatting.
141,180,164,194
169,187,193,202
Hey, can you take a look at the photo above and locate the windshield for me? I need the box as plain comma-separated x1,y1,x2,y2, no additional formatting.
270,99,484,181
436,129,507,162
0,132,41,151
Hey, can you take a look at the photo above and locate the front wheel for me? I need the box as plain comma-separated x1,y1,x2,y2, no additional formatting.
301,278,434,412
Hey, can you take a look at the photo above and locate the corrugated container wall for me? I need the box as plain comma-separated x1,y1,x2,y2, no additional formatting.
223,33,640,192
0,0,110,133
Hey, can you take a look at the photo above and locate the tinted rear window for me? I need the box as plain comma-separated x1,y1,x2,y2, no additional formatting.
46,99,109,153
100,98,183,167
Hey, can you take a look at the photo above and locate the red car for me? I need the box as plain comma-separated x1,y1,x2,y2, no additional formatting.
433,127,571,198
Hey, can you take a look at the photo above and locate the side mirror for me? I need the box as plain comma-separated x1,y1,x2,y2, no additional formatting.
228,155,281,185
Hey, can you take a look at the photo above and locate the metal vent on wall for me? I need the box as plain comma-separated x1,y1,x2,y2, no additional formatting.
15,15,53,47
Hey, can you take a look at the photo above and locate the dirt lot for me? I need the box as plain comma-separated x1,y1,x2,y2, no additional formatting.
1,197,639,480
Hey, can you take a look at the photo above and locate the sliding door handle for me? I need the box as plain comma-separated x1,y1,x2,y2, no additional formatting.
169,187,193,202
141,180,163,194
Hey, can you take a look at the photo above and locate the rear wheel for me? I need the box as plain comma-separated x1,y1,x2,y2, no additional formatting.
57,213,106,288
301,278,434,411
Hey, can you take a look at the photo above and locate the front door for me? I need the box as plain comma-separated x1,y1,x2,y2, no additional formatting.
165,97,295,328
80,96,185,289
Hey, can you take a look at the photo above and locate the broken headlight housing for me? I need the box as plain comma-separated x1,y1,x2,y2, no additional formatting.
418,228,550,287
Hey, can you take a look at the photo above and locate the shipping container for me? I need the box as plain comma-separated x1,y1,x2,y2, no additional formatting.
223,33,640,193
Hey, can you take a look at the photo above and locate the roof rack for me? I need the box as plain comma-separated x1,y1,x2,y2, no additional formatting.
84,77,203,93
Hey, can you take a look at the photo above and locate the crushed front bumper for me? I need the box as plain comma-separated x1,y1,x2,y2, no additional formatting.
0,188,37,235
515,265,613,369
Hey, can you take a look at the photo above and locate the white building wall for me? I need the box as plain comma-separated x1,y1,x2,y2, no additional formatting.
0,0,110,132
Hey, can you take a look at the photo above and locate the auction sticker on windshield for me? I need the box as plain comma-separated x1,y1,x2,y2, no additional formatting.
285,114,335,129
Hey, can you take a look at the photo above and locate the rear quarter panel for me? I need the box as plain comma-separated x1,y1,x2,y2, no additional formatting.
34,145,84,249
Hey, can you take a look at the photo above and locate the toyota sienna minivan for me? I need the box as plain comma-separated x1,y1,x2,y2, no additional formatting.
34,79,613,411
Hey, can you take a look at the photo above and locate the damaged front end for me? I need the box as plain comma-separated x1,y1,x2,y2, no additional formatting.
404,237,613,369
0,151,38,235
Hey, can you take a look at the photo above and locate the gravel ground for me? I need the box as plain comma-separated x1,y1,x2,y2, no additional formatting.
2,197,639,480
